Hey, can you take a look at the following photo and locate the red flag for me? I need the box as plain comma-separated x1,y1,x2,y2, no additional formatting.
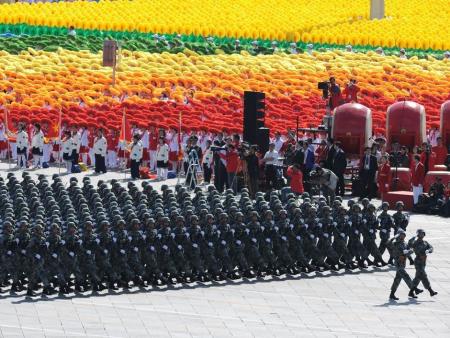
119,108,131,143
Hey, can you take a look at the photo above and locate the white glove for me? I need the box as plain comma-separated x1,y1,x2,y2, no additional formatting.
200,231,205,236
251,238,257,243
245,229,250,234
363,219,367,224
7,250,12,256
21,249,26,255
208,242,213,247
112,237,117,243
15,238,19,244
265,238,271,243
290,224,294,229
381,229,387,233
35,254,41,260
274,226,279,232
304,224,309,229
340,233,346,238
45,241,50,247
236,240,242,245
157,234,162,239
171,233,176,238
323,233,329,238
52,253,58,259
403,249,409,255
354,230,359,235
260,226,265,232
192,243,198,248
221,240,226,245
103,249,108,254
369,229,374,234
177,245,182,250
281,236,287,241
133,247,138,252
317,223,322,228
185,233,190,238
61,240,66,245
348,221,352,226
309,234,315,239
69,251,75,257
333,222,337,227
120,249,126,254
162,245,168,250
95,238,100,244
128,236,132,241
142,235,146,240
296,236,301,241
150,246,155,251
86,250,91,255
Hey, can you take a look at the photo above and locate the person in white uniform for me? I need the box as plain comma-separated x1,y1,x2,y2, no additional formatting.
129,134,143,180
31,123,45,168
93,129,107,174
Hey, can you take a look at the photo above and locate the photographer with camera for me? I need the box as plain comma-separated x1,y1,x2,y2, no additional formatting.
309,166,338,204
243,145,260,197
319,77,343,112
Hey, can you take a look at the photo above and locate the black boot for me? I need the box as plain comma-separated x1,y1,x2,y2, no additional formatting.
389,292,399,300
408,289,418,298
388,257,394,266
26,288,36,297
428,288,438,296
415,288,423,295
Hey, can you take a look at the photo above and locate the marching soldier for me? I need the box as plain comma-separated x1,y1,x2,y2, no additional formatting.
408,229,438,298
388,230,414,300
378,202,395,265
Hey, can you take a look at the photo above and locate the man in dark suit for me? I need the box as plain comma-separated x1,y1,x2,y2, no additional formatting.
332,141,347,196
359,146,378,199
325,138,336,170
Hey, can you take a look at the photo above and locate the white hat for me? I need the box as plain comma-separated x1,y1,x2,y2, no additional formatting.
252,40,258,45
207,36,214,42
235,39,240,43
290,43,297,47
152,34,159,38
271,41,277,45
444,51,450,56
160,35,167,40
400,48,405,53
376,47,383,51
345,44,352,49
307,43,313,49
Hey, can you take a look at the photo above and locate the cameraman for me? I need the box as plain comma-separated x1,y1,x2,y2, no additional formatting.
327,77,343,110
312,166,338,204
243,145,260,197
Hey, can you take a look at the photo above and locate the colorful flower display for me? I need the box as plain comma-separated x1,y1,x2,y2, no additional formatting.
0,0,448,51
1,48,448,134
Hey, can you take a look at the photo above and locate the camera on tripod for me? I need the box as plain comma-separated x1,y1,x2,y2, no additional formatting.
318,81,330,98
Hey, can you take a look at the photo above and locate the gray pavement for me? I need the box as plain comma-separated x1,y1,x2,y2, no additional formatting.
0,163,449,337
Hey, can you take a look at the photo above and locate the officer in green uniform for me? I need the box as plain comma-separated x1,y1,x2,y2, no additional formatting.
408,229,438,298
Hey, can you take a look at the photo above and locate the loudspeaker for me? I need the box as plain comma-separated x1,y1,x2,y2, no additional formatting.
103,40,118,67
256,127,270,155
243,91,265,145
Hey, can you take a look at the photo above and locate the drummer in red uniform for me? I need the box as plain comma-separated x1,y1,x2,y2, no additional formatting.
432,137,447,166
377,155,391,201
343,79,359,103
328,77,343,110
420,142,436,173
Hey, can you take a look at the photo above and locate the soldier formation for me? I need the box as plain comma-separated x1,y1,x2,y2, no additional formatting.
0,172,436,299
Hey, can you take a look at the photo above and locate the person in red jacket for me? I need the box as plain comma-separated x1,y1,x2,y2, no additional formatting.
343,79,359,103
412,155,426,205
432,137,447,166
286,164,304,195
420,142,436,173
377,155,391,201
225,144,239,193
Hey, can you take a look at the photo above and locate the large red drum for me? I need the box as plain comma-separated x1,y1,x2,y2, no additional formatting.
441,100,450,149
386,101,426,150
332,103,372,157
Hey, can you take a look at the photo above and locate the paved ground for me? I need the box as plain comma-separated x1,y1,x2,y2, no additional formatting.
0,163,449,338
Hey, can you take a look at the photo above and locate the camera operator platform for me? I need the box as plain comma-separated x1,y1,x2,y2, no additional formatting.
184,137,203,190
